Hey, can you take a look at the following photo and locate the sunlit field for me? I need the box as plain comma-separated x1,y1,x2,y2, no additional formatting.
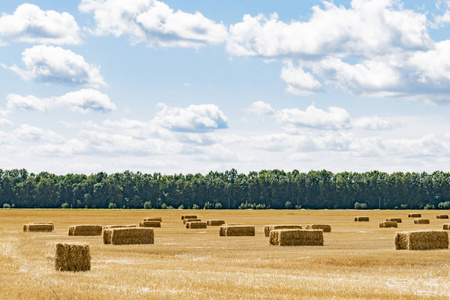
0,209,449,299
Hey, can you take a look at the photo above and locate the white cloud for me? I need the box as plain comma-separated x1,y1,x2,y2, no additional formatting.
6,45,105,87
0,3,81,45
280,62,322,95
154,103,228,132
13,124,65,143
7,89,116,113
352,116,395,130
245,101,274,115
227,1,431,58
275,104,352,130
79,0,228,48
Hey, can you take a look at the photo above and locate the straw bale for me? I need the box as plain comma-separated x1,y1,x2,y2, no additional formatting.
379,221,398,228
102,225,137,244
414,219,430,224
46,242,90,271
207,219,225,226
354,217,369,222
306,224,331,232
222,225,255,236
183,218,201,224
386,218,402,223
139,221,161,228
219,224,243,236
270,229,324,246
23,223,54,232
144,217,162,222
443,224,450,230
436,215,449,219
187,221,207,229
108,228,154,245
264,225,303,237
394,230,449,250
181,215,197,220
408,213,421,218
68,225,102,236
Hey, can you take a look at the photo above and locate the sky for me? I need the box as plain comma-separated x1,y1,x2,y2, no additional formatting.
0,0,449,176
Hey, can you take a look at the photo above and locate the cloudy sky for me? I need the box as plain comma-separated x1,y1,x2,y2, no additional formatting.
0,0,450,175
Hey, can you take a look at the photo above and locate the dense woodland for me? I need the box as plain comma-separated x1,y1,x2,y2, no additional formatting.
1,169,450,210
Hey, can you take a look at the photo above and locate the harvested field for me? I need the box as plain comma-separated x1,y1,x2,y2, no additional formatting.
1,209,450,299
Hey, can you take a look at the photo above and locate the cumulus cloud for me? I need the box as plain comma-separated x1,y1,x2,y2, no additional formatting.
281,62,322,95
13,124,65,143
352,116,395,131
7,89,116,113
245,101,274,115
79,0,228,48
154,103,228,132
0,3,81,45
6,45,105,87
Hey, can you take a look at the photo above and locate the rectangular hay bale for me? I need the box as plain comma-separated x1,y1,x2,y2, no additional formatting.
354,217,369,222
187,221,207,229
270,229,324,246
181,215,197,220
139,221,161,228
46,242,90,271
223,225,255,236
414,219,430,224
68,224,102,236
207,219,225,226
408,213,421,218
305,224,331,232
379,221,398,228
23,223,54,232
102,225,137,244
109,228,154,245
144,217,162,222
264,224,303,237
443,224,450,230
395,230,449,250
183,218,201,224
386,218,402,223
436,215,449,219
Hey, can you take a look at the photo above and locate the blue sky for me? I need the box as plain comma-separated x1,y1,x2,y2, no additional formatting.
0,0,449,175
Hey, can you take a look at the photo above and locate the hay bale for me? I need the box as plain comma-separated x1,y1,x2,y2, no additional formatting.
207,219,225,226
394,230,449,250
414,219,430,224
305,224,331,232
436,215,449,219
386,218,402,223
443,224,450,230
219,224,243,236
379,221,398,228
46,242,90,271
23,223,54,232
222,225,255,236
139,221,161,228
269,229,323,246
187,221,207,229
183,218,201,224
181,215,197,220
354,217,369,222
107,228,154,245
68,225,102,236
408,213,421,218
264,225,303,237
144,217,162,222
102,225,136,244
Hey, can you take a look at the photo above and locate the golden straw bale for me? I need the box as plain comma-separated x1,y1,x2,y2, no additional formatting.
354,217,369,222
108,228,154,245
379,221,398,228
306,224,331,232
264,225,303,237
222,225,255,236
102,225,136,244
207,219,225,226
394,230,449,250
181,215,197,220
144,217,162,222
386,218,402,223
443,224,450,230
414,219,430,224
68,225,102,236
46,242,90,271
183,219,201,224
408,213,421,218
187,221,207,229
436,215,449,219
270,229,324,246
23,223,54,232
219,224,243,236
139,221,161,228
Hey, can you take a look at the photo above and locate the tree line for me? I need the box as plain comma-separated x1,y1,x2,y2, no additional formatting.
1,168,450,210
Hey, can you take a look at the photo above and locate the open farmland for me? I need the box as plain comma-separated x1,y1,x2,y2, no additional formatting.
0,209,449,299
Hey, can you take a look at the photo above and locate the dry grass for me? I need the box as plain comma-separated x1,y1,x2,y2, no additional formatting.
1,209,449,299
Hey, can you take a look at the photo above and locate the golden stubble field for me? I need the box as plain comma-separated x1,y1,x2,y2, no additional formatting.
0,209,449,299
